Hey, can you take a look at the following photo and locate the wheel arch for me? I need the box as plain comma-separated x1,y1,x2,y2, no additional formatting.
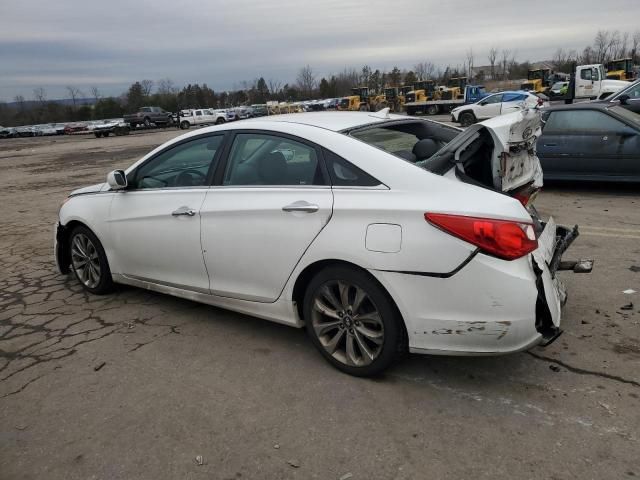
57,219,111,274
291,259,408,344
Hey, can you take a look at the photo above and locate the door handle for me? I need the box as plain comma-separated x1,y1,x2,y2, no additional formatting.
543,143,557,147
282,201,319,213
171,206,196,217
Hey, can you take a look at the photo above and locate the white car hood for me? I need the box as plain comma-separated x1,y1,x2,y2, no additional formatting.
70,182,108,196
444,108,543,192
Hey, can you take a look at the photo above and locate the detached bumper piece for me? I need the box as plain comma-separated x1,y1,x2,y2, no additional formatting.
548,225,594,275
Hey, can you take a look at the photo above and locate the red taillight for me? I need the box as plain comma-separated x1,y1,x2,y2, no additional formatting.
513,191,531,207
425,213,537,261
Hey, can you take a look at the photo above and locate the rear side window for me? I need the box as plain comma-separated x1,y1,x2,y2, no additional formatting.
503,93,525,102
544,110,627,132
323,149,382,187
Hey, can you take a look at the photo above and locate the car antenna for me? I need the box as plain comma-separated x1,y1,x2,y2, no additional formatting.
369,107,391,120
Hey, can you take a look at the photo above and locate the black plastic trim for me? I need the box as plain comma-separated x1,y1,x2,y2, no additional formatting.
376,249,479,278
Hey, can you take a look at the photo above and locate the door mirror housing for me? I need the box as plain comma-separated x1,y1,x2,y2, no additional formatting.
617,94,630,105
107,169,127,190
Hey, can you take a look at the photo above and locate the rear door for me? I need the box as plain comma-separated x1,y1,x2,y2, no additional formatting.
200,131,333,302
499,92,527,115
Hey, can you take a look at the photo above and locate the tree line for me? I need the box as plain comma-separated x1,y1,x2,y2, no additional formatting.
1,29,638,127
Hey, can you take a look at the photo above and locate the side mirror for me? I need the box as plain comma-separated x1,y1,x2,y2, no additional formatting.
107,169,127,190
618,94,630,105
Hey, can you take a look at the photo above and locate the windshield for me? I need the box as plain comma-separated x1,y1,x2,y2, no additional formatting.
339,98,349,107
611,81,640,101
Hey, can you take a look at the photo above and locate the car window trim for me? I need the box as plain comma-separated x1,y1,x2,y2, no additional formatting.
212,129,331,187
126,131,230,191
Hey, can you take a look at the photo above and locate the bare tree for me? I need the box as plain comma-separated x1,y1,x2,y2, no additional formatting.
66,86,83,108
33,87,47,105
157,78,177,95
488,47,498,79
594,30,610,63
296,65,316,98
414,61,436,81
268,78,282,96
140,79,154,96
90,86,101,103
501,49,511,80
632,30,640,64
465,48,474,80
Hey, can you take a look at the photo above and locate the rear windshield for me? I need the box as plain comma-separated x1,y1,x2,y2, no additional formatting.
347,120,460,171
610,105,640,127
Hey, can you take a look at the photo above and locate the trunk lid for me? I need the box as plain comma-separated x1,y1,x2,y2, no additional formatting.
424,108,544,194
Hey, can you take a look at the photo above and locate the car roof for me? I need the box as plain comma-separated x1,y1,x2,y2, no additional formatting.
543,102,614,112
244,111,409,132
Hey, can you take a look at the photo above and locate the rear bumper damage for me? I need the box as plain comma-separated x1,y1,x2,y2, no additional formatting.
531,217,593,346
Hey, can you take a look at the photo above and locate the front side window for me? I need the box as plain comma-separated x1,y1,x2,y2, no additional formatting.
482,94,503,104
223,133,324,186
544,110,627,132
132,135,223,189
581,69,593,81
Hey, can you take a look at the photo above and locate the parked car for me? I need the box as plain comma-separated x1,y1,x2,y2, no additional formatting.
54,110,590,376
538,103,640,182
64,123,89,135
0,126,17,138
596,79,640,114
92,119,131,137
177,109,227,129
548,81,569,98
451,91,543,126
124,106,173,128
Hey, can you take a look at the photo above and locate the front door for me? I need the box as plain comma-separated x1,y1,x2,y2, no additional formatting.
474,94,503,119
200,131,333,302
109,134,225,292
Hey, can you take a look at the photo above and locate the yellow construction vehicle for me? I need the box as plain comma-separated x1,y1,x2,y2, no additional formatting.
383,87,402,112
606,58,636,81
440,77,468,100
520,69,551,94
405,80,438,104
337,87,386,111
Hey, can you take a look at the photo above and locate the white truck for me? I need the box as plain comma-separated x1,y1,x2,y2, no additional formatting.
177,109,227,129
564,64,628,100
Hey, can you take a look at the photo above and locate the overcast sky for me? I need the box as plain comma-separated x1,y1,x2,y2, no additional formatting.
1,0,638,101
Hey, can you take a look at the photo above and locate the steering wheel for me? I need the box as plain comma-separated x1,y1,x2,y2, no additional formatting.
173,169,207,187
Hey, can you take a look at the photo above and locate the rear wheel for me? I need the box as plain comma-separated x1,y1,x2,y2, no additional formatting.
94,132,102,138
102,131,109,137
143,117,151,128
426,105,439,115
303,266,404,376
69,226,113,295
215,118,225,125
180,121,190,130
459,111,476,127
359,104,369,112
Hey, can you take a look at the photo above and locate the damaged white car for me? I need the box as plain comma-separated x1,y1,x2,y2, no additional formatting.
54,109,592,376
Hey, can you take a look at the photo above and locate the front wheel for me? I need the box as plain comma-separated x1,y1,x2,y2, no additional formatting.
143,117,151,128
180,120,190,130
215,118,225,125
69,226,113,294
459,111,476,127
426,105,439,115
303,266,405,376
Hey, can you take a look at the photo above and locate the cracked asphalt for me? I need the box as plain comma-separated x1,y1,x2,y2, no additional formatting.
1,130,639,479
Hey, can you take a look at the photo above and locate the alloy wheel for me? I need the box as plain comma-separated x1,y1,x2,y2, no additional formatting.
310,281,384,367
71,233,102,289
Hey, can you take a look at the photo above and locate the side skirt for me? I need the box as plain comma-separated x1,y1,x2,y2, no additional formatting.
112,273,303,328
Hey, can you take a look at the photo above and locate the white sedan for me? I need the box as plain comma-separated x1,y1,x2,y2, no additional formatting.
54,109,591,376
451,91,543,127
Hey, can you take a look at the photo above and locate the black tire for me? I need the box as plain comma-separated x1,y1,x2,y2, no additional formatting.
459,111,476,127
143,117,151,128
68,225,114,295
215,118,225,125
303,266,405,376
359,104,369,112
102,131,109,137
180,120,190,130
94,132,102,138
426,105,439,115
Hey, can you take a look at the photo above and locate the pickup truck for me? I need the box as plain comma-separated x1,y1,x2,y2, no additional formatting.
177,109,228,129
124,107,173,128
545,64,627,102
405,85,487,116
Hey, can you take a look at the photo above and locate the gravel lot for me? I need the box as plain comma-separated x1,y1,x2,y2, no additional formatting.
1,127,639,480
